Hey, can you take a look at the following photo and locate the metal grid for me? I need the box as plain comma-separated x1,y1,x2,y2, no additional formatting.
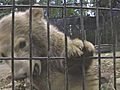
0,0,119,90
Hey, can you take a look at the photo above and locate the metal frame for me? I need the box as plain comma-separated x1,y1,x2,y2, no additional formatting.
0,0,119,90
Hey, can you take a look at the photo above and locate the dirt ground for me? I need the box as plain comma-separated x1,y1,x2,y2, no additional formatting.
0,52,120,90
92,52,120,90
0,63,31,90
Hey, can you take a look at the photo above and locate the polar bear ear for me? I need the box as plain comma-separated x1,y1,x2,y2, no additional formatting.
26,8,44,20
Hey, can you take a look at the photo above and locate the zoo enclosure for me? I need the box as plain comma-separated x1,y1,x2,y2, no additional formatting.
0,0,120,90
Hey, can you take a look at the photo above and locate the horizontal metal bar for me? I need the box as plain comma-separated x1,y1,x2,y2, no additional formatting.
0,57,65,60
0,56,120,60
0,5,120,11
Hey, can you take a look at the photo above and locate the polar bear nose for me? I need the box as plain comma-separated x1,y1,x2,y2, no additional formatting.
33,63,41,77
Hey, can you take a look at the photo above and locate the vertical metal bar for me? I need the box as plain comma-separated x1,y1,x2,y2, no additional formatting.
46,1,51,90
96,0,101,90
11,0,15,90
109,0,117,89
63,0,68,90
79,0,86,90
80,0,86,40
29,0,33,90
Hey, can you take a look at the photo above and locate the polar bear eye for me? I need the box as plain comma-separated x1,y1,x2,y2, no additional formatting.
19,40,26,49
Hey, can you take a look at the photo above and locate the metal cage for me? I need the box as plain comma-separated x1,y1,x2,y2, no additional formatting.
0,0,120,90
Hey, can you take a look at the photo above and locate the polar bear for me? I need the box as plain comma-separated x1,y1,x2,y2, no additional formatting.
0,8,98,90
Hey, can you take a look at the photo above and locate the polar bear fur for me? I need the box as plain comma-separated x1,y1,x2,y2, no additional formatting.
0,8,98,90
